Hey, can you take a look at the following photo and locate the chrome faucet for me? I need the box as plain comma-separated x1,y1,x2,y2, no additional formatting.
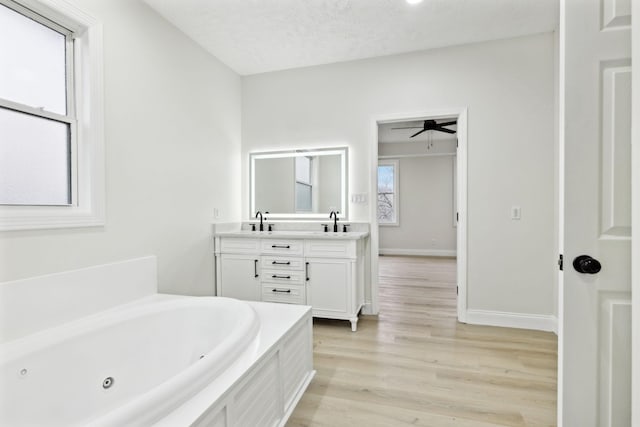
329,211,339,232
255,211,265,231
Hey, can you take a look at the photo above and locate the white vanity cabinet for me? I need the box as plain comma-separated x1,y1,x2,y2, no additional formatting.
219,254,261,301
214,232,367,331
304,239,364,331
217,238,261,301
305,258,351,321
261,254,306,305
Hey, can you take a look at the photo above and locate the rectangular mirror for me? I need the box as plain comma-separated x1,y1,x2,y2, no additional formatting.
250,147,348,219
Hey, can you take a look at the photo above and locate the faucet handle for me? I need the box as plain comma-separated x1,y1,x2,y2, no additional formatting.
251,224,256,231
321,224,329,232
342,224,350,233
268,224,273,232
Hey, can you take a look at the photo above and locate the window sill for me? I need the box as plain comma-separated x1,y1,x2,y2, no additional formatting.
0,203,105,231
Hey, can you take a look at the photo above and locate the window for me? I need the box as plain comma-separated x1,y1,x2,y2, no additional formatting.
295,156,313,212
0,1,74,206
377,160,398,225
0,0,104,230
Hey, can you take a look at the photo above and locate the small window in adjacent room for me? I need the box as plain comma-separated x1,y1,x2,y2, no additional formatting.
0,0,104,230
377,160,398,225
295,156,313,212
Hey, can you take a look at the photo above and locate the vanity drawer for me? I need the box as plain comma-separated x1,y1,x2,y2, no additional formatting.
261,269,305,285
262,256,304,271
304,239,356,258
219,238,260,254
261,284,305,305
261,240,304,256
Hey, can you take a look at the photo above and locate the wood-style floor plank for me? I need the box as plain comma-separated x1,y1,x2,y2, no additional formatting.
287,255,557,427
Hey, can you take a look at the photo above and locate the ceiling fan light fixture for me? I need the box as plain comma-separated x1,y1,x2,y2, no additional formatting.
406,0,423,4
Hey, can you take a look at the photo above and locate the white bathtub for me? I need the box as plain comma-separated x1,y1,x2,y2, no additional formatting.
0,296,261,426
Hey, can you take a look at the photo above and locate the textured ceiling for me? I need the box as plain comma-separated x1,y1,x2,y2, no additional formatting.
143,0,558,75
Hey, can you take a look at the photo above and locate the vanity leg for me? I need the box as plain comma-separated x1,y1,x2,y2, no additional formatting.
350,318,358,332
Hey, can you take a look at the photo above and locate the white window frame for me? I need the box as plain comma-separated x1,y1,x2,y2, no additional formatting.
0,0,104,231
377,159,399,226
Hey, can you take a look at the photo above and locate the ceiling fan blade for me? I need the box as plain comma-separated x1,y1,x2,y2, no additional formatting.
435,128,456,134
391,126,423,130
437,121,457,127
410,129,427,138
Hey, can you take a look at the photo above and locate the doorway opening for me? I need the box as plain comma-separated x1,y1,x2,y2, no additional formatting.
370,109,468,321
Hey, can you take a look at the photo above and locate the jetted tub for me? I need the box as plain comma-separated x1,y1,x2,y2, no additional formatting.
0,296,260,426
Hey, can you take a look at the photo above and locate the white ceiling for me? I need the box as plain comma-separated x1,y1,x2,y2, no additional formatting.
143,0,559,76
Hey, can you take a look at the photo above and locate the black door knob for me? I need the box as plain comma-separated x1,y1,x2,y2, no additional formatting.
573,255,601,274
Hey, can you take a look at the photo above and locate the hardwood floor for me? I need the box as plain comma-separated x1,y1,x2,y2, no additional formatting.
286,255,558,427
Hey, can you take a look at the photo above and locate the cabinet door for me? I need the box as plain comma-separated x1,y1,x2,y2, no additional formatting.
219,254,261,301
306,258,350,315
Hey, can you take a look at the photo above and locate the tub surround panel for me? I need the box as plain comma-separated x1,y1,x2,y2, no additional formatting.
0,256,157,343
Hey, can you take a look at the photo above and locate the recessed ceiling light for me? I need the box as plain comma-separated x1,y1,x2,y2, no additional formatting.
406,0,423,4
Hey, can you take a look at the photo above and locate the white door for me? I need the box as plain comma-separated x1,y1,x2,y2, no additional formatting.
560,0,632,425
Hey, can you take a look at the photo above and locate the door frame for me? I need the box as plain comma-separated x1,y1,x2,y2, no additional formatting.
369,108,468,321
632,0,639,421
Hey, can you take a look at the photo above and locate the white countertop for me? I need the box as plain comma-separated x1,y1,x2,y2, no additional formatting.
214,230,369,240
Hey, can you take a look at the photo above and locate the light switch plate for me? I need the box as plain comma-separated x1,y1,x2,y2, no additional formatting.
351,193,368,204
511,206,521,220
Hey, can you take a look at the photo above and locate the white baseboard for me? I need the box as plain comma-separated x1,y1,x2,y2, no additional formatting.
465,309,558,333
379,248,457,257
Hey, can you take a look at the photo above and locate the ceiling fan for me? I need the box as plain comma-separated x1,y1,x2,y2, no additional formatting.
392,119,457,138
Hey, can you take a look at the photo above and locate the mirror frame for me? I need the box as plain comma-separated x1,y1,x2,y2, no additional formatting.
250,147,348,220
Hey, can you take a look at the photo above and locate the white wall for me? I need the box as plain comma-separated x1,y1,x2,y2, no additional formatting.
378,146,456,255
242,33,556,317
0,0,242,295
